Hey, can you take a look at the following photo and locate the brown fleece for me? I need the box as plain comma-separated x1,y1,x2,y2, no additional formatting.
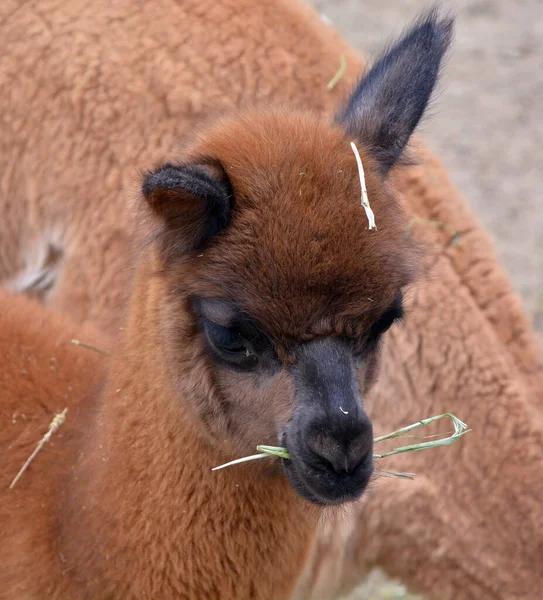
0,0,353,332
1,1,542,599
0,280,318,599
0,97,416,597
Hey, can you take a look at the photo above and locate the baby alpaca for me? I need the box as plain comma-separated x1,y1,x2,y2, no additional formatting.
0,15,452,599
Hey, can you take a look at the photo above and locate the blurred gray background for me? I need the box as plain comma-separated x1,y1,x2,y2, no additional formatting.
310,0,543,333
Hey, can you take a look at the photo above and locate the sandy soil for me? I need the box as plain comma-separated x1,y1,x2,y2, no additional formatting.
310,0,543,333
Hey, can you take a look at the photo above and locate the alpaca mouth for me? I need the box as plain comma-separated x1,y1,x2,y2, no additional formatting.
281,431,373,506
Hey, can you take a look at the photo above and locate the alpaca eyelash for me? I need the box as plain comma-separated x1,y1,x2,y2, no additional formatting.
203,319,246,352
200,317,262,372
363,306,404,348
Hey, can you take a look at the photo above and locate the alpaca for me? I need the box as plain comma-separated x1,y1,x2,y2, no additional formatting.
0,15,452,598
2,1,542,598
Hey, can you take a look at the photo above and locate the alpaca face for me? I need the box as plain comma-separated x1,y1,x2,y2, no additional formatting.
194,294,404,505
145,113,413,505
142,12,451,504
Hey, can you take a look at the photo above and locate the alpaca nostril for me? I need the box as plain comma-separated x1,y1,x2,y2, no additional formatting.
314,452,347,475
304,413,374,475
308,440,372,475
349,448,373,474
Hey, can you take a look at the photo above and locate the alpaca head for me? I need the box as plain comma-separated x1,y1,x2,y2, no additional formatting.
142,12,452,505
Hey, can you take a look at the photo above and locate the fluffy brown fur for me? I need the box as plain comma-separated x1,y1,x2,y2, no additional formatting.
0,291,107,596
0,99,422,597
0,0,361,333
1,29,435,591
170,111,414,343
0,281,318,599
1,1,542,599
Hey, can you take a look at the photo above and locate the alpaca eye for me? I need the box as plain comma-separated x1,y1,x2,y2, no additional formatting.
203,319,247,353
366,292,405,346
202,318,258,368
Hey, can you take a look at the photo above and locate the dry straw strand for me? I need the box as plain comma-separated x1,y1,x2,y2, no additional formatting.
9,408,68,489
350,141,376,230
327,54,347,91
71,339,111,356
211,453,269,471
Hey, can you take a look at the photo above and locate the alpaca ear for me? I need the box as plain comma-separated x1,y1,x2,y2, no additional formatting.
142,161,233,259
336,10,453,173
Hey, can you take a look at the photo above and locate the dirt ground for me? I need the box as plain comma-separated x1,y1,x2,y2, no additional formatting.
310,0,543,334
308,1,542,597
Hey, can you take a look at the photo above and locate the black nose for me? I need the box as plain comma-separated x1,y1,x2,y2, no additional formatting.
305,411,373,475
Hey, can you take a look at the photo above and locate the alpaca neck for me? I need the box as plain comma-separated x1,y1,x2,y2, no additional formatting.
63,258,318,599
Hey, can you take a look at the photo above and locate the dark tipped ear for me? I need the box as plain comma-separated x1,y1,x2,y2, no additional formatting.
142,160,233,259
336,9,453,172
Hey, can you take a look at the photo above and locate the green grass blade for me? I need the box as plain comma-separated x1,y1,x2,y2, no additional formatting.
211,413,470,471
256,445,291,459
373,429,471,458
374,470,416,480
373,413,467,443
373,413,470,458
